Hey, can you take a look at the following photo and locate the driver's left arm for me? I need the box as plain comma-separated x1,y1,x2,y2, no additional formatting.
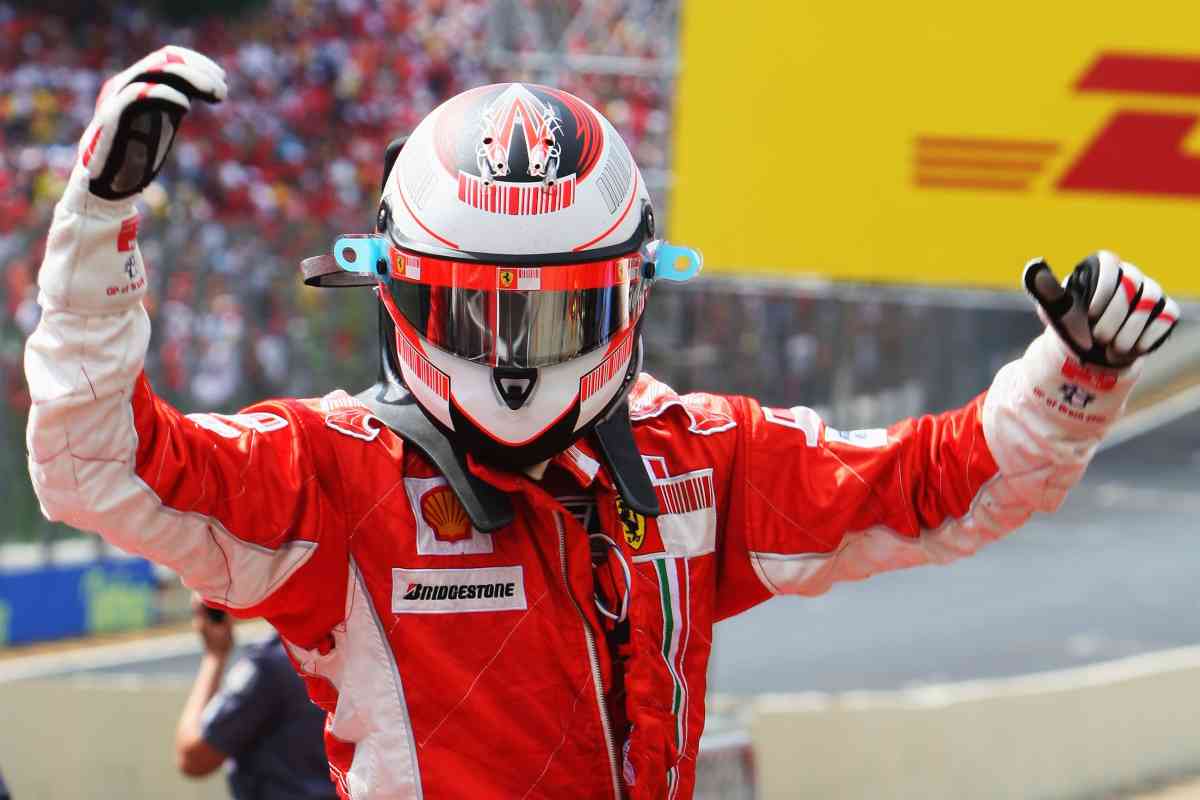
716,253,1176,615
723,329,1133,608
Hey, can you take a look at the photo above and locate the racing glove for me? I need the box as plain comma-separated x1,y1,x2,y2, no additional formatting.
40,47,225,316
1024,251,1180,369
79,46,226,200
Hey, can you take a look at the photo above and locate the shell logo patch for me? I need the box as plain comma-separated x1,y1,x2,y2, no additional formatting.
616,497,645,550
421,486,471,543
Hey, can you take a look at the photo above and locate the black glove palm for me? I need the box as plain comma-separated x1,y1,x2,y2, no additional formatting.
79,47,226,200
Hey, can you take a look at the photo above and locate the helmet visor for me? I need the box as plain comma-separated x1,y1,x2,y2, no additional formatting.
385,248,645,369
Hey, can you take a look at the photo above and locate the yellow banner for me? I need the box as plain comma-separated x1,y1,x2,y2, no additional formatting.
670,1,1200,294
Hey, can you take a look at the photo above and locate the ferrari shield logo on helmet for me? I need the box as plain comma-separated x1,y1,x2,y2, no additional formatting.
498,269,514,288
616,497,645,550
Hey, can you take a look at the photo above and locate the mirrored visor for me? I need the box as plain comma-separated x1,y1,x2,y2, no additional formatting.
385,248,645,369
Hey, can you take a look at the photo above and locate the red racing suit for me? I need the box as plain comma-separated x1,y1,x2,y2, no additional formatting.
25,171,1141,799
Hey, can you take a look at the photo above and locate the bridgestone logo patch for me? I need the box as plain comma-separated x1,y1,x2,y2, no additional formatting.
403,583,514,601
392,566,526,614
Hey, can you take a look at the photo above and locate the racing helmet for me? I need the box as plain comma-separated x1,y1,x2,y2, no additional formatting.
329,83,700,468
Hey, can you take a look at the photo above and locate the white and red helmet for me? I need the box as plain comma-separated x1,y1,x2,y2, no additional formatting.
327,83,699,468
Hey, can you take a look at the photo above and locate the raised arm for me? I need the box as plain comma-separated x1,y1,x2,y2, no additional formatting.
724,254,1179,602
25,48,344,624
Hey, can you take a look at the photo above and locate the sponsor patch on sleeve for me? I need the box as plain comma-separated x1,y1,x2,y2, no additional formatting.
824,427,888,449
392,566,526,614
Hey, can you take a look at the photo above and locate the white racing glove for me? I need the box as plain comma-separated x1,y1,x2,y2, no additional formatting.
79,46,226,200
41,47,226,315
1023,251,1181,369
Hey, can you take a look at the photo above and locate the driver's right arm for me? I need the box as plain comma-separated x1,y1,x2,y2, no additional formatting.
24,49,348,630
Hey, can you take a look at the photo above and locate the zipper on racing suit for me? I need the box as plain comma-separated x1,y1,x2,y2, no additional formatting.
554,511,622,799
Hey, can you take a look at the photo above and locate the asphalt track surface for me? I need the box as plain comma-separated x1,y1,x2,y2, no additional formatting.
33,410,1200,694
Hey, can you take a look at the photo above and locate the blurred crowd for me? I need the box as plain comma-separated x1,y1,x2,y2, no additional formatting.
0,0,674,402
0,0,679,534
0,0,1037,542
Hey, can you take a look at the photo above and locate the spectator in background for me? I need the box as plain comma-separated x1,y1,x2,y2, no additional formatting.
0,765,10,800
176,595,335,800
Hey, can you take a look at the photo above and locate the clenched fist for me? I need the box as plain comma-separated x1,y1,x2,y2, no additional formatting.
79,46,226,200
1024,251,1180,369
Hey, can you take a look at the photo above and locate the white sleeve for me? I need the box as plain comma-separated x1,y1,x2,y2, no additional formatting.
25,167,151,530
24,168,319,609
982,328,1142,513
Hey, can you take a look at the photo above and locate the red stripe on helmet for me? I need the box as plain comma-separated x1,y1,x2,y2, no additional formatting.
389,247,641,292
580,330,634,402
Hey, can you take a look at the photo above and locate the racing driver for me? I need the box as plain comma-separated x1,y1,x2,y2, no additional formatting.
26,47,1181,800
